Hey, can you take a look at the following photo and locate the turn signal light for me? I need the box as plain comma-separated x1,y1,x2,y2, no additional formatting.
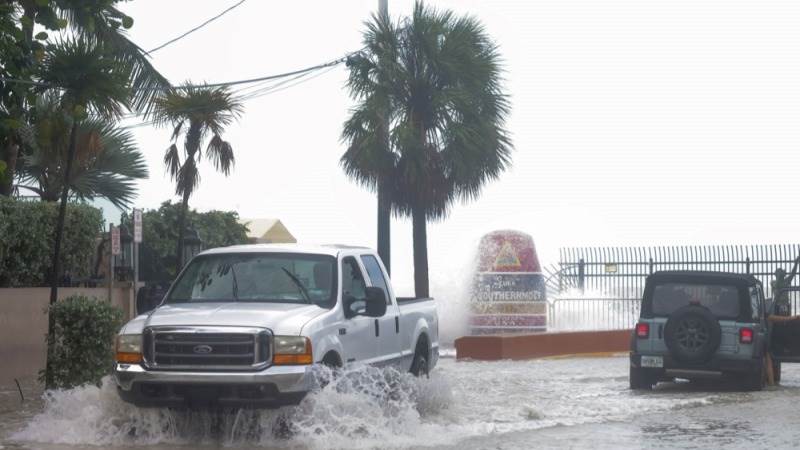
273,353,314,365
116,352,143,364
636,323,650,339
740,328,754,344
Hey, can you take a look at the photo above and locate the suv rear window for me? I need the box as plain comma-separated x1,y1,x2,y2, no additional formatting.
651,283,740,319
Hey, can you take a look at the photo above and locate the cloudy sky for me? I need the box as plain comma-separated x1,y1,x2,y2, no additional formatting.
113,0,800,295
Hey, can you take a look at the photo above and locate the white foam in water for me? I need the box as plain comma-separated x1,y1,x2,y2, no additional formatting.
10,365,455,449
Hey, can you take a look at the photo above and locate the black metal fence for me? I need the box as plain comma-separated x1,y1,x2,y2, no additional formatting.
544,244,800,331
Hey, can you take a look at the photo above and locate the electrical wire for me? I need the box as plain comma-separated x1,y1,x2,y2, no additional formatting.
146,0,248,54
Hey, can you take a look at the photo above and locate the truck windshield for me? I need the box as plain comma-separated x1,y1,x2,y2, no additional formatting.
651,282,740,319
166,253,336,306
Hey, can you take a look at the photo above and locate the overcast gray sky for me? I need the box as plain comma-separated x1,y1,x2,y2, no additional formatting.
113,0,800,295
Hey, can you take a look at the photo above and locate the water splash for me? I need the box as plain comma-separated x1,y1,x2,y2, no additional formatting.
10,365,453,449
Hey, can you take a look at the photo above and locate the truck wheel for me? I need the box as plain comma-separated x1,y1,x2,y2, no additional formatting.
630,366,653,390
410,350,429,378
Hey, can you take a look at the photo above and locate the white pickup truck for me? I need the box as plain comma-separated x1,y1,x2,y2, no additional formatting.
113,244,439,408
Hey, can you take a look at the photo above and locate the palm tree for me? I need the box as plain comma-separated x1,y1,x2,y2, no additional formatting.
149,84,243,269
17,96,148,208
341,11,399,275
1,0,168,196
346,3,512,297
37,37,131,388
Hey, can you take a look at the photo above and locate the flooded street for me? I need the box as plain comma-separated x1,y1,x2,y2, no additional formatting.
2,355,799,449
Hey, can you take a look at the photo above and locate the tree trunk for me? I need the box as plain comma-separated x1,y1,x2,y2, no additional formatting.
175,188,191,271
412,204,429,298
0,140,19,196
377,179,391,275
45,120,78,388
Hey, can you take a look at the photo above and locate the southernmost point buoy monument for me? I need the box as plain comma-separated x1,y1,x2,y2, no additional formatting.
469,230,548,335
455,230,631,360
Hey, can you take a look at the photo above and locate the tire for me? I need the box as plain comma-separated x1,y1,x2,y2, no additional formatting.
410,349,429,378
664,305,722,364
629,366,653,390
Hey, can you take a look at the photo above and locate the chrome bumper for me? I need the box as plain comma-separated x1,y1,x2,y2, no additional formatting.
113,363,314,408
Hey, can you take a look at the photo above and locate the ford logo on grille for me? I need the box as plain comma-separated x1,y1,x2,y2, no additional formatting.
193,345,213,354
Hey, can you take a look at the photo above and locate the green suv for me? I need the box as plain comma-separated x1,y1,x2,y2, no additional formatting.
630,271,769,391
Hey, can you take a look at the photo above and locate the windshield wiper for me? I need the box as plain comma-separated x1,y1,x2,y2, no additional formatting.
281,268,311,304
230,264,239,300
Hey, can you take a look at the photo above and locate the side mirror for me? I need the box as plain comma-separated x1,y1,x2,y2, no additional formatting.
364,287,387,317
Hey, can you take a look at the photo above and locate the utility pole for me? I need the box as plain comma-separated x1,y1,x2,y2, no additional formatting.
376,0,391,275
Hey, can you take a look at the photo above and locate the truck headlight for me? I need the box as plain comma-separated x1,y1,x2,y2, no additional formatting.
273,336,313,365
116,334,143,364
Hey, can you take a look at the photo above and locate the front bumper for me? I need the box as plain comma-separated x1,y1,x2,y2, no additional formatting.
114,363,314,408
630,352,761,379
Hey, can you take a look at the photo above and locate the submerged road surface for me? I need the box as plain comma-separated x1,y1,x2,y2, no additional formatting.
1,355,799,449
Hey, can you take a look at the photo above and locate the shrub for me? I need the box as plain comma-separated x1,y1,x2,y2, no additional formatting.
41,295,123,389
0,197,103,287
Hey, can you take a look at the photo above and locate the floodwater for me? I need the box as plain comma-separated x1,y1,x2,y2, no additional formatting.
2,355,799,449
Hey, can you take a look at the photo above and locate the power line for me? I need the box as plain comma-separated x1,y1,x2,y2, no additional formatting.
0,50,356,92
117,64,341,129
146,0,248,54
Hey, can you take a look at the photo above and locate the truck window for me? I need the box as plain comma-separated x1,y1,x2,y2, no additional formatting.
361,255,391,304
651,283,740,319
749,287,761,321
342,257,368,314
166,253,337,306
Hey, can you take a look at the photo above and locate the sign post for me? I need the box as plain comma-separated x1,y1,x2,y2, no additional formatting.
109,223,119,302
133,209,142,316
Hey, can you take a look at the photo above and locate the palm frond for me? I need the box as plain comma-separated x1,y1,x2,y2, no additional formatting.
164,143,181,180
206,134,234,176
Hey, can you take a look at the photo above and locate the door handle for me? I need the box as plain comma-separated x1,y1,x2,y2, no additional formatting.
374,319,379,337
395,316,399,333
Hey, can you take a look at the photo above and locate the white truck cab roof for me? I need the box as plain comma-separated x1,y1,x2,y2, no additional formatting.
198,243,373,258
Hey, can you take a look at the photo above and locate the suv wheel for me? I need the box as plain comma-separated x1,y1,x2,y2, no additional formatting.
630,366,654,390
664,305,722,363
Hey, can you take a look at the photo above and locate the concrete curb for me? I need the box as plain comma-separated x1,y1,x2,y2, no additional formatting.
454,329,633,361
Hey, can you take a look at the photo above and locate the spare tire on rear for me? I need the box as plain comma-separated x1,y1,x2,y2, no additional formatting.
664,305,721,364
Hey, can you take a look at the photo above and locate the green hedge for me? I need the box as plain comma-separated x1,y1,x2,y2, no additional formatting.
41,295,123,389
0,197,103,287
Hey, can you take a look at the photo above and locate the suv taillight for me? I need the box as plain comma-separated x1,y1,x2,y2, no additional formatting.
636,322,650,339
739,328,754,344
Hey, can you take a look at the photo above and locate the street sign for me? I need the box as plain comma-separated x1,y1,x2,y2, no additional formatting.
133,209,142,243
111,225,121,255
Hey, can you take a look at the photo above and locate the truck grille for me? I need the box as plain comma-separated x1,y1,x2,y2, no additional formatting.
143,327,271,371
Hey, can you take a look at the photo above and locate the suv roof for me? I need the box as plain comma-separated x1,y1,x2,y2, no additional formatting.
647,271,760,288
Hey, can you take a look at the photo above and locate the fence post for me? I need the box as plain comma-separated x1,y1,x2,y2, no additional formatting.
578,258,585,294
746,257,751,274
649,257,654,275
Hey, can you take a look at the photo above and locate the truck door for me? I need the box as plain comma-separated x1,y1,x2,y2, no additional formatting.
339,256,379,365
361,254,402,367
770,286,800,362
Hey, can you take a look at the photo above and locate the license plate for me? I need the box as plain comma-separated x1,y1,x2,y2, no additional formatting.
640,356,663,368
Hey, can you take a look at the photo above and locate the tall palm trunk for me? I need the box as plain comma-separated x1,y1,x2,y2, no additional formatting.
0,140,19,196
412,203,429,298
175,188,191,271
377,178,391,275
45,120,78,388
